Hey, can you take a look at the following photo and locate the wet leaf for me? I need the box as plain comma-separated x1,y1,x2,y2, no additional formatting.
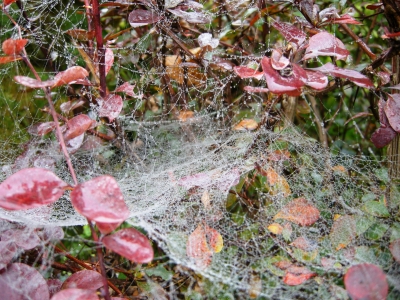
128,9,162,27
271,21,306,46
265,168,291,196
303,32,349,60
99,94,123,122
362,200,389,217
283,266,316,286
201,190,211,209
290,236,317,251
61,270,103,290
364,223,389,240
168,9,211,24
371,126,396,148
104,48,114,76
308,63,374,88
70,176,129,233
60,100,86,114
4,0,17,8
233,119,258,131
344,263,388,300
114,82,136,97
0,55,22,64
0,168,68,210
66,133,85,154
205,226,223,253
177,110,194,121
2,38,28,55
187,224,213,269
0,241,18,270
51,288,99,300
389,239,400,263
330,215,356,250
274,198,318,226
384,94,400,132
270,49,290,70
233,66,264,80
14,76,55,88
0,263,50,300
1,228,41,250
102,228,154,263
52,66,89,87
36,122,57,136
63,114,95,142
65,29,95,41
243,86,269,93
304,70,328,90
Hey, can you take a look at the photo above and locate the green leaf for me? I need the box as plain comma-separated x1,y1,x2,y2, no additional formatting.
364,223,389,240
355,215,375,236
362,200,389,218
390,222,400,242
145,264,174,281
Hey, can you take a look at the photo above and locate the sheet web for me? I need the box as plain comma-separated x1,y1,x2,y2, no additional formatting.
0,0,399,299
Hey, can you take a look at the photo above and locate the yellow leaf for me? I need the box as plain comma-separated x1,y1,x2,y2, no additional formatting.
267,223,283,235
206,226,223,253
178,110,194,122
233,119,258,131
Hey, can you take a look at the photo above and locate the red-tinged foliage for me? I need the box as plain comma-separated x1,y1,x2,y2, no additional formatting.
128,9,162,27
63,114,95,142
308,63,374,88
104,48,114,76
99,94,123,122
60,100,86,114
187,224,213,269
61,270,104,291
0,241,18,269
304,70,328,90
233,66,264,80
47,279,62,298
204,225,223,253
303,32,349,61
270,49,290,70
283,266,316,286
0,263,50,300
39,226,64,241
344,263,388,300
1,228,41,250
3,0,17,8
37,122,57,136
52,66,89,87
65,29,95,41
0,55,22,64
329,14,362,25
366,3,383,10
14,76,55,88
290,236,317,251
115,82,136,97
371,126,397,148
389,239,400,263
2,38,28,55
271,21,306,46
274,197,320,226
384,94,400,132
243,86,269,93
168,8,211,24
70,176,129,233
66,133,85,154
51,288,99,300
102,228,154,263
0,168,68,210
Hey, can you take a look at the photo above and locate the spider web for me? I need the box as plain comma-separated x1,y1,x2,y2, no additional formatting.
0,0,399,298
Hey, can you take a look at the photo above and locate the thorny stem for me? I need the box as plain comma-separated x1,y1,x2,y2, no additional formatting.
91,0,107,98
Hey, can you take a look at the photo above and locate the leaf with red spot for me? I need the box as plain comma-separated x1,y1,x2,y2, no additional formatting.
307,63,374,88
51,288,99,300
344,263,388,300
384,94,400,132
102,228,154,263
304,70,328,90
0,168,68,210
52,66,89,87
274,197,320,226
128,9,162,27
168,9,211,24
0,56,22,64
243,86,269,93
271,21,306,46
114,82,136,97
233,66,264,80
99,94,123,122
261,57,307,96
283,266,316,286
187,224,213,269
303,32,349,61
2,39,28,55
61,270,104,290
0,263,50,300
63,114,95,142
390,239,400,263
70,176,129,234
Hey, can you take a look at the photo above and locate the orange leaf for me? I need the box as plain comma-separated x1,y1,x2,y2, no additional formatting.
233,119,258,131
2,39,28,56
205,226,223,253
187,224,213,269
0,56,22,64
283,266,316,286
274,198,320,226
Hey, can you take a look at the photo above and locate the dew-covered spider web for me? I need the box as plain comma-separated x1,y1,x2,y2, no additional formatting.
0,0,400,298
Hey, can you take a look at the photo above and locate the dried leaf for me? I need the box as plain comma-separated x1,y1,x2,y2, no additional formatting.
344,263,388,300
201,190,211,209
178,110,194,121
205,226,223,253
70,176,129,233
61,270,103,290
2,38,28,55
303,32,349,61
128,9,162,27
330,215,356,250
102,228,154,263
233,119,258,131
274,198,319,226
0,168,68,210
65,29,95,41
99,94,123,122
63,114,95,142
265,168,291,197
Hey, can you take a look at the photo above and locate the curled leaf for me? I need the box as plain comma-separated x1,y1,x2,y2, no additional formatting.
233,66,264,80
53,66,89,87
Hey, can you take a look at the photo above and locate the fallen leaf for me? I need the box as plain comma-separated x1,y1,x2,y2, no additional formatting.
187,224,213,269
389,239,400,263
330,215,356,250
267,223,283,235
233,119,258,131
274,198,319,226
283,266,316,285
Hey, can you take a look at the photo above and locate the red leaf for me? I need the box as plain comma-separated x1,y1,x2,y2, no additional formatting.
0,56,22,64
61,270,104,291
47,278,62,298
344,263,388,300
271,21,306,46
304,70,328,90
3,0,17,8
60,100,86,114
128,9,162,27
384,94,400,132
66,133,85,154
63,114,95,142
0,263,50,300
37,122,57,136
51,288,99,300
0,241,18,270
114,82,136,97
389,239,400,263
2,38,28,55
168,9,211,24
102,228,154,263
0,168,68,210
99,94,123,122
233,66,264,80
65,29,95,41
14,76,55,88
70,176,129,233
270,49,290,70
187,224,213,269
261,57,306,96
366,3,383,10
308,63,374,88
274,197,320,226
105,48,114,76
53,66,89,87
303,32,349,61
1,228,41,250
283,266,316,285
243,86,269,93
329,14,362,25
371,127,397,148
